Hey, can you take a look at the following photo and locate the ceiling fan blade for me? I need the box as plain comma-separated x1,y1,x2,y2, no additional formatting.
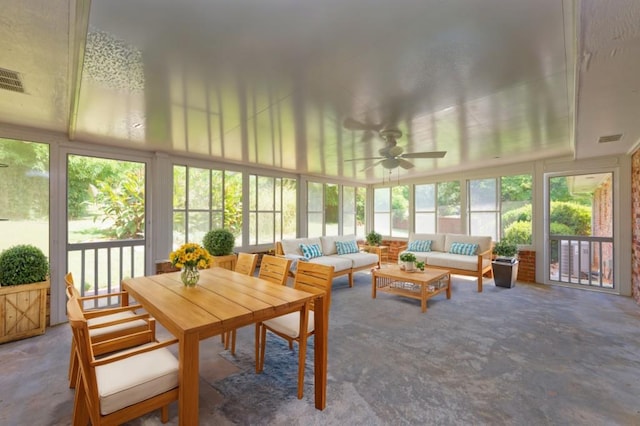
360,160,384,172
400,151,447,159
398,159,414,169
343,117,382,132
344,156,385,163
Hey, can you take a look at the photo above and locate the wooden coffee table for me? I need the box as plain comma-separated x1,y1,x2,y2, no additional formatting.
371,265,451,312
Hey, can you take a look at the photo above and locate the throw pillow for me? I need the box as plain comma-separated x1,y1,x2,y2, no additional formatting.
449,242,479,256
299,243,323,259
408,240,432,252
336,240,359,255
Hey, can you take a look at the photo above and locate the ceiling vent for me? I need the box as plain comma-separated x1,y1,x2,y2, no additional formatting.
0,68,25,93
597,134,623,144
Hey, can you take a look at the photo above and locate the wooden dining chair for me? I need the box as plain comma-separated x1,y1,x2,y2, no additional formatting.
65,272,154,389
234,252,259,276
224,255,293,355
67,298,179,425
222,252,262,353
255,261,334,398
258,254,292,286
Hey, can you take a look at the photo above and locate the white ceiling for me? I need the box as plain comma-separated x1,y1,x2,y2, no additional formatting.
0,0,639,183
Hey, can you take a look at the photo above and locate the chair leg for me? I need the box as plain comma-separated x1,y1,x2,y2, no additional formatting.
161,405,169,423
73,375,90,426
288,340,293,350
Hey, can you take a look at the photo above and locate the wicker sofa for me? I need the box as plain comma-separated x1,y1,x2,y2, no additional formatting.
398,233,493,292
275,235,379,287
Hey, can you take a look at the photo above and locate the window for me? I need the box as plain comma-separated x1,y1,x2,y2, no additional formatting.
415,184,436,233
342,186,356,236
500,174,532,244
172,165,242,248
468,178,498,239
374,186,409,237
249,174,297,245
307,181,324,237
325,183,339,236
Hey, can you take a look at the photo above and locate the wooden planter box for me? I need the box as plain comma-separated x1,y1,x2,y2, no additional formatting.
210,254,237,271
0,280,50,344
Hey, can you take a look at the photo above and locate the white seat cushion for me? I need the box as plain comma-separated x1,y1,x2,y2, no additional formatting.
263,310,315,339
307,255,352,272
338,252,378,268
87,311,148,338
96,347,179,415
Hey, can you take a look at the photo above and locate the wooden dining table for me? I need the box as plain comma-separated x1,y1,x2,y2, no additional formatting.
122,266,328,426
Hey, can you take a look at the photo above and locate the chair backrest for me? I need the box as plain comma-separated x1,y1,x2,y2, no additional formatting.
258,255,292,286
235,253,258,276
293,262,334,313
67,298,101,415
65,272,81,299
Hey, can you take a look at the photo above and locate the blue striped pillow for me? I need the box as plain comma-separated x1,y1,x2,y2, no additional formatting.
336,240,359,255
299,243,323,259
408,240,432,252
449,242,479,256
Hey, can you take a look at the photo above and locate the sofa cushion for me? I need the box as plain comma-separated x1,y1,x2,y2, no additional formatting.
306,255,353,272
335,240,359,255
338,252,379,269
409,233,446,252
407,239,432,252
280,237,322,256
300,243,323,259
426,252,491,272
449,242,479,256
320,234,358,255
444,234,492,254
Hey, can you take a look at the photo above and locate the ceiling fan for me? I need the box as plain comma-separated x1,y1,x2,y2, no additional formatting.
343,118,446,171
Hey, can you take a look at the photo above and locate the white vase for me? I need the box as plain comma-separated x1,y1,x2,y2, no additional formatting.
404,261,415,271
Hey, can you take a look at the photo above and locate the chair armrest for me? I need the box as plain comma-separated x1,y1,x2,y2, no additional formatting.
82,304,143,319
92,337,179,366
87,312,150,330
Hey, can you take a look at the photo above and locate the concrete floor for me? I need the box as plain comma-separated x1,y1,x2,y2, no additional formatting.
2,274,640,425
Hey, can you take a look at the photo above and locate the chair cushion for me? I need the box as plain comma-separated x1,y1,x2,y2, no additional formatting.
96,347,179,415
449,242,479,256
308,256,353,272
263,310,315,339
87,311,148,338
407,240,432,252
335,240,359,255
338,252,378,268
299,243,323,259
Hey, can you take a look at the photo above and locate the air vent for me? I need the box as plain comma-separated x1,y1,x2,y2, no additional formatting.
598,134,623,143
0,68,25,93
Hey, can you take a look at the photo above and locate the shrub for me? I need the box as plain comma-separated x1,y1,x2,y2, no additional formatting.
502,205,532,229
504,220,532,245
0,245,49,286
549,222,573,235
203,229,235,256
550,201,591,235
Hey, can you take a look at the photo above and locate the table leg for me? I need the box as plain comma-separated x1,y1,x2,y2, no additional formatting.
446,274,452,299
314,294,327,410
371,274,377,299
421,283,427,313
297,302,309,399
179,333,199,426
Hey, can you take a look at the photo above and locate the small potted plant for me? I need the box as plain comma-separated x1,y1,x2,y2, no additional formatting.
203,228,237,270
416,260,425,272
492,240,519,288
365,231,383,247
399,252,417,271
0,244,50,343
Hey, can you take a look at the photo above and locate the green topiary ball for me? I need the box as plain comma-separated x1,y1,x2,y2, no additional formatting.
202,229,235,256
0,244,49,286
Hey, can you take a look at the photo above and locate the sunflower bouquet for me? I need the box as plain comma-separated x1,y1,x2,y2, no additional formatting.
170,243,212,270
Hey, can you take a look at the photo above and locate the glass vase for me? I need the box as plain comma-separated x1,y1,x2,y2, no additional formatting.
181,265,200,287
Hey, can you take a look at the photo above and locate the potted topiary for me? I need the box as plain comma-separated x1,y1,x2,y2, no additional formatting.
0,244,50,343
365,231,383,247
492,240,519,288
203,228,237,270
399,252,417,271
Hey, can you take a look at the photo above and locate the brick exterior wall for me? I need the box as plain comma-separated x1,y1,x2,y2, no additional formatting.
516,250,536,283
632,149,640,303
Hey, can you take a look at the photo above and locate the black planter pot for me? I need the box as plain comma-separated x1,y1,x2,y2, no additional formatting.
492,259,519,288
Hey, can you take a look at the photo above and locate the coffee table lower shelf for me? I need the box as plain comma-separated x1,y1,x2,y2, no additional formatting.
372,267,451,313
